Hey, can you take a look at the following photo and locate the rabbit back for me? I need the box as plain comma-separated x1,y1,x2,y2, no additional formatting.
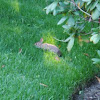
41,43,62,56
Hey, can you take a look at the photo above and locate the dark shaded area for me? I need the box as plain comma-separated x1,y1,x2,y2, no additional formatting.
72,78,100,100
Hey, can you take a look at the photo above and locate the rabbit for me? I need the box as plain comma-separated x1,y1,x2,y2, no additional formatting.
34,38,62,57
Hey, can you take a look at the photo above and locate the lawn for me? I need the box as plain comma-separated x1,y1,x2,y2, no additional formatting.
0,0,100,100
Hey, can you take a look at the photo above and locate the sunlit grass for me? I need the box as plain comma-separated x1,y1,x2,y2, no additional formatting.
0,0,100,100
11,0,20,12
43,34,56,44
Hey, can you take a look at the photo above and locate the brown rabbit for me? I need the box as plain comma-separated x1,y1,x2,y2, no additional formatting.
34,38,62,57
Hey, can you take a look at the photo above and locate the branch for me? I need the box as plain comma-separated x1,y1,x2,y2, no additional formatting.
70,0,91,17
53,37,68,42
79,15,100,23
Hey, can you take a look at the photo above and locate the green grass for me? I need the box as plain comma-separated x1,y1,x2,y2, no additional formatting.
0,0,100,100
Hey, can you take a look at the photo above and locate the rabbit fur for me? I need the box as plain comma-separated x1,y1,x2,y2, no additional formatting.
34,38,62,57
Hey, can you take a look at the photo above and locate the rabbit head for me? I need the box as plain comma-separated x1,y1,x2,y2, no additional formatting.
34,38,43,48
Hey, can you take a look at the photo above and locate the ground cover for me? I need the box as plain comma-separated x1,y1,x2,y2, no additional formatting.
0,0,100,99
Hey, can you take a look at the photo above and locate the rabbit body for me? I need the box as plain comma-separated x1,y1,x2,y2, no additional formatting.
35,38,62,57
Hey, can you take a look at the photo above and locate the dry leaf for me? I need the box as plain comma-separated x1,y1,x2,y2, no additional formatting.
95,76,100,83
70,59,72,61
83,39,90,43
78,2,80,7
58,45,61,48
19,48,22,54
40,83,48,87
84,53,89,57
78,42,83,47
55,56,60,61
78,36,83,42
78,36,83,46
2,65,5,68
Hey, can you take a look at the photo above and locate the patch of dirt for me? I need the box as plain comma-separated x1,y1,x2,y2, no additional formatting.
73,79,100,100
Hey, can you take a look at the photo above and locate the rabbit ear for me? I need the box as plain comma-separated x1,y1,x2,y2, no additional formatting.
40,38,43,43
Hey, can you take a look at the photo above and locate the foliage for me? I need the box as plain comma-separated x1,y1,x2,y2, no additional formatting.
0,0,100,99
92,50,100,64
44,0,100,51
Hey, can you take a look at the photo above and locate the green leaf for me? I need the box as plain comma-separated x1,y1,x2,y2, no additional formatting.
87,1,92,5
64,37,71,42
74,11,79,16
82,0,91,2
67,36,74,51
44,2,58,14
96,3,100,11
53,9,58,16
92,58,100,64
59,2,67,7
62,25,71,30
91,27,99,31
92,8,100,20
90,1,98,11
79,24,85,31
67,17,75,26
97,50,100,57
50,2,58,11
57,16,67,25
87,4,92,11
64,1,69,5
90,34,100,44
45,6,51,14
44,4,52,14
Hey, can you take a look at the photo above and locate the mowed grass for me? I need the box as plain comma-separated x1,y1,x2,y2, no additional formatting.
0,0,100,100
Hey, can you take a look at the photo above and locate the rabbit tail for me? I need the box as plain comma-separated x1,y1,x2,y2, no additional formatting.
57,51,62,57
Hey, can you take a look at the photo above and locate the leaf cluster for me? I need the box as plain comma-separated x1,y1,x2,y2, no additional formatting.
92,50,100,64
44,0,100,51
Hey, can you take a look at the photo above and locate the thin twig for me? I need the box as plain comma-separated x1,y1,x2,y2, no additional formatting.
53,37,67,42
70,0,91,17
81,31,92,36
79,14,100,23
